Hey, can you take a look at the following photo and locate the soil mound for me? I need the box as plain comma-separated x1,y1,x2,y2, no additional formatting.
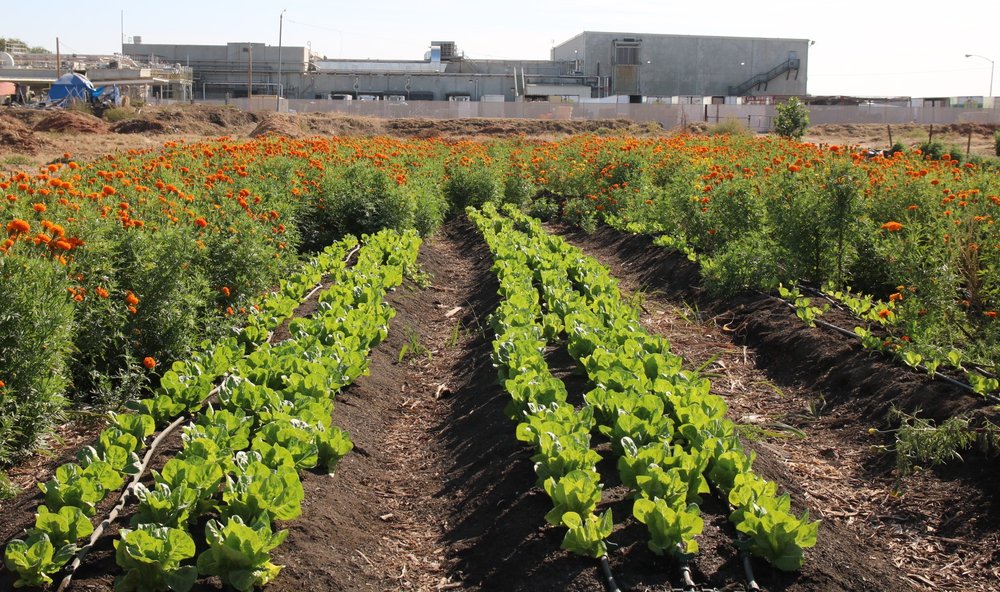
386,117,644,137
299,113,385,136
147,106,260,135
0,114,45,153
111,118,169,134
248,114,303,138
33,110,109,134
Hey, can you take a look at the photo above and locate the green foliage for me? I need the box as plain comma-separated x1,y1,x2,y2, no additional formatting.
303,161,413,249
3,532,76,588
103,108,137,123
34,504,94,547
633,497,704,557
196,516,288,592
774,97,810,140
994,130,1000,157
559,510,614,558
729,473,819,571
542,469,603,527
0,254,75,463
444,158,503,213
114,525,197,592
887,409,979,475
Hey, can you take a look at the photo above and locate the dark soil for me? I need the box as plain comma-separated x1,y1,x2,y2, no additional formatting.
556,223,1000,591
110,119,168,134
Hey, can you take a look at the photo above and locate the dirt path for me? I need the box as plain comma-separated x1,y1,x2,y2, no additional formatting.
557,224,1000,592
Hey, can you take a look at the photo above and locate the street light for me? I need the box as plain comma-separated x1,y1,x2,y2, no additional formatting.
243,44,253,100
276,9,286,111
965,53,994,97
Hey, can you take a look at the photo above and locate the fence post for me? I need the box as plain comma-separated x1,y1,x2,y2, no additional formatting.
887,124,893,148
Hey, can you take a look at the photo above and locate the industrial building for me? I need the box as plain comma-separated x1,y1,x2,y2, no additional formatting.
118,31,809,104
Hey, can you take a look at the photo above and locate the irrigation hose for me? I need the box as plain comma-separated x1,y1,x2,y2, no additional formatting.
676,543,698,590
772,298,1000,405
55,411,191,592
740,549,760,592
599,555,623,592
54,243,362,591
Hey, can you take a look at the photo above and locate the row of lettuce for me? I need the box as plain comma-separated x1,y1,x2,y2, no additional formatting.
471,203,818,573
3,229,419,591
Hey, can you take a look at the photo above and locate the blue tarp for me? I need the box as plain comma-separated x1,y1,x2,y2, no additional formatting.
48,72,98,102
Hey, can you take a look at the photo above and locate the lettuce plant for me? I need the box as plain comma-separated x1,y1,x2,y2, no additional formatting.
114,525,197,592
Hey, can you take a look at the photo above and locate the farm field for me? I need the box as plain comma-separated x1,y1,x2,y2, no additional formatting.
0,109,998,591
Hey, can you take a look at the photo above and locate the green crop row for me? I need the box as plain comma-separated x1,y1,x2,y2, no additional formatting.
3,230,416,589
473,203,818,572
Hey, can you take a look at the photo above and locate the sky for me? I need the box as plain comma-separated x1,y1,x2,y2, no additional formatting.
5,0,999,98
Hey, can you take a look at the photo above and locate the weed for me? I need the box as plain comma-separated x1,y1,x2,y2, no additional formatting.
2,155,33,166
397,326,431,364
0,470,18,501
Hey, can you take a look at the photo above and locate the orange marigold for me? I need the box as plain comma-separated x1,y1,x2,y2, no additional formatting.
32,203,46,213
125,290,139,306
880,221,904,232
6,218,30,236
96,286,110,299
142,356,157,370
194,217,208,228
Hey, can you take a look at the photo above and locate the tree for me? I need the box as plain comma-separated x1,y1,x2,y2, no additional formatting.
774,97,810,140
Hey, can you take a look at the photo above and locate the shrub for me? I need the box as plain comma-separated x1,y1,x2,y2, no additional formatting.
0,255,75,463
994,130,1000,157
774,97,810,140
709,117,752,137
443,159,503,213
102,107,136,123
302,161,413,249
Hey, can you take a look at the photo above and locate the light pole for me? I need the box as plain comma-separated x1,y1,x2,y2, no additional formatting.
276,9,285,111
243,44,253,101
965,54,994,97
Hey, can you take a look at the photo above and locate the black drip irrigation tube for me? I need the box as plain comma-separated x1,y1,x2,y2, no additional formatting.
599,556,623,592
770,295,1000,405
53,244,362,592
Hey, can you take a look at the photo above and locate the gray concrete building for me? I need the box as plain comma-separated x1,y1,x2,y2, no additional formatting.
553,31,808,100
121,31,809,103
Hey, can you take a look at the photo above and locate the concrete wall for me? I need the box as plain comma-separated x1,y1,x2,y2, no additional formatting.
553,31,809,98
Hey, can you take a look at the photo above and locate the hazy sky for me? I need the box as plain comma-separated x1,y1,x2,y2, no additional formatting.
5,0,999,98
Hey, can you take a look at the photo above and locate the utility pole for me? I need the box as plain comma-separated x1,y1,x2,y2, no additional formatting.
246,43,253,101
55,37,61,78
276,10,285,111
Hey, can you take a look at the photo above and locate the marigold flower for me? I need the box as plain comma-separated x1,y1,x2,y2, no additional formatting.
987,311,998,318
0,379,5,388
194,217,208,228
6,219,30,236
125,290,139,306
889,292,903,302
33,203,47,213
878,308,892,319
142,356,157,370
102,185,116,196
220,286,231,297
880,221,904,232
96,286,110,299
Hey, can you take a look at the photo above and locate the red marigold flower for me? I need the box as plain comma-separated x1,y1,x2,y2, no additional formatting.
880,221,904,232
142,356,157,370
987,311,998,318
194,217,208,228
